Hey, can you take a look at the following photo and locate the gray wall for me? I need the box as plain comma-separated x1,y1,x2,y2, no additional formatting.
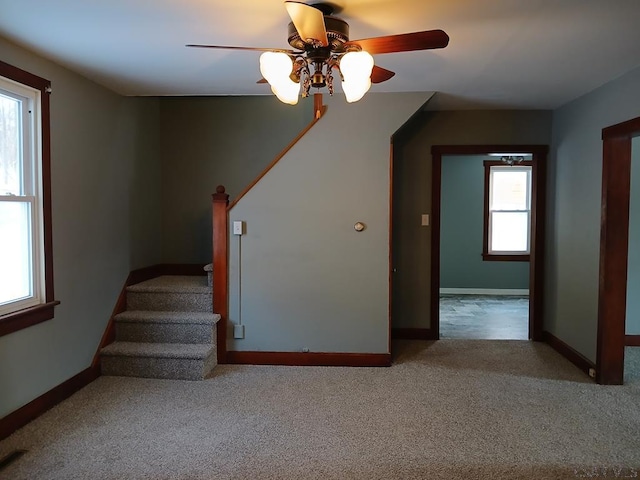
440,155,529,290
626,136,640,335
0,37,162,418
547,64,640,362
392,110,552,329
159,97,313,264
227,93,432,353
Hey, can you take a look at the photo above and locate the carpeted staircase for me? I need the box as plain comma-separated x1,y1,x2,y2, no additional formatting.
100,275,220,380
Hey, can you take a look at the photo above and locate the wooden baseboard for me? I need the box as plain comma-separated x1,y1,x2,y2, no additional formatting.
391,328,437,340
542,331,596,377
0,365,99,441
226,351,391,367
439,288,529,296
626,335,640,346
1,263,208,440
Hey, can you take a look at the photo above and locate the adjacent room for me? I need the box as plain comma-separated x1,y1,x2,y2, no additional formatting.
1,0,640,478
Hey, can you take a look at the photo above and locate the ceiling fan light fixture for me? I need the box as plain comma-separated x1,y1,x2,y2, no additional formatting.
259,52,294,84
260,51,300,104
342,77,372,103
270,80,300,105
340,51,374,103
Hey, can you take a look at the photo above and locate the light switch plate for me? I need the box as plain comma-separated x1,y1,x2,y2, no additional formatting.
233,221,244,235
421,214,429,226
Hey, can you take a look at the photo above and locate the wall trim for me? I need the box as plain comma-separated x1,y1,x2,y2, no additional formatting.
597,115,640,384
439,288,529,296
543,331,595,378
0,366,99,441
391,328,437,340
226,351,391,367
626,335,640,347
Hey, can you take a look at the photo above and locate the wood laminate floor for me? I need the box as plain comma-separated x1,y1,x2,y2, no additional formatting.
440,295,529,340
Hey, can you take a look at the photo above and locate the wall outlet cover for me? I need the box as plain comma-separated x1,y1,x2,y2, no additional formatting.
233,324,245,339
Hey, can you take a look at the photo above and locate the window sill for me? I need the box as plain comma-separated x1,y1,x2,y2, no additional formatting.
482,254,530,262
0,301,60,338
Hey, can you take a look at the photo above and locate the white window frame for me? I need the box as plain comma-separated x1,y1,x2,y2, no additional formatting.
0,77,46,316
484,163,532,259
0,61,56,336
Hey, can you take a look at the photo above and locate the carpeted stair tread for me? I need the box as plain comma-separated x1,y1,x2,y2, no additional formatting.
127,275,210,294
115,310,220,325
101,341,214,359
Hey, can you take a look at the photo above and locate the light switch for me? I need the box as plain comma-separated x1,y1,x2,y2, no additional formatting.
421,214,429,226
233,221,244,235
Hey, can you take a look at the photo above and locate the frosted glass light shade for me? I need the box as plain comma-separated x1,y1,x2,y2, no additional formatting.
271,80,300,105
340,51,374,103
260,52,299,105
342,78,372,103
260,52,293,84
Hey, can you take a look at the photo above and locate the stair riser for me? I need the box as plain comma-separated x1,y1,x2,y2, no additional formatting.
127,292,212,312
101,354,216,381
115,322,216,344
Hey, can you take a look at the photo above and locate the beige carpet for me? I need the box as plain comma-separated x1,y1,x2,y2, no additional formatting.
1,340,639,479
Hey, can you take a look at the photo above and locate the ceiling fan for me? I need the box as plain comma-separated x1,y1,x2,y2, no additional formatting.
187,1,449,105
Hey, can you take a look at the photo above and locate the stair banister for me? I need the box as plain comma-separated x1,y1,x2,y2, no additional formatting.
212,185,229,363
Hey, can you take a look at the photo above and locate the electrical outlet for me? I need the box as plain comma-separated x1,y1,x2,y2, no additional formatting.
233,324,245,339
233,221,244,235
421,214,429,226
588,368,596,379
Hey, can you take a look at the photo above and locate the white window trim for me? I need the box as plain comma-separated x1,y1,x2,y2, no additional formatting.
487,164,532,256
0,75,46,316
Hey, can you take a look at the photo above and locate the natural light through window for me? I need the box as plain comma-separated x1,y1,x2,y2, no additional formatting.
484,163,531,259
0,76,43,315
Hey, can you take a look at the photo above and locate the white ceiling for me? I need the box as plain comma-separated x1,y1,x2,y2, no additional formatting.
1,0,639,109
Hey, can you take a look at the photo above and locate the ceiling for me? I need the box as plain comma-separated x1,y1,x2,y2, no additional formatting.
1,0,639,109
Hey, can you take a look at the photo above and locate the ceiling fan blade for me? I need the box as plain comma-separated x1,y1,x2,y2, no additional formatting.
346,30,449,55
285,1,328,47
257,78,268,84
186,44,296,54
370,65,395,84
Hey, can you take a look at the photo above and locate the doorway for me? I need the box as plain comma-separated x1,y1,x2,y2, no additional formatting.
438,153,531,340
597,116,640,384
431,145,548,340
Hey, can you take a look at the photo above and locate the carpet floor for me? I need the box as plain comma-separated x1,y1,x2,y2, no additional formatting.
1,340,639,479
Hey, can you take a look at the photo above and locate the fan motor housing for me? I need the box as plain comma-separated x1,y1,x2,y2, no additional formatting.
287,16,349,51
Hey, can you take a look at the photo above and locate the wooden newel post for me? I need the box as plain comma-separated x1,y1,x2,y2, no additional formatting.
212,185,229,364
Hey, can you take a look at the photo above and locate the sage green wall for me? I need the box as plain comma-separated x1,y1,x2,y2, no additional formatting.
227,93,432,353
158,97,313,264
547,64,640,362
440,155,529,290
0,37,162,418
392,110,552,329
625,137,640,335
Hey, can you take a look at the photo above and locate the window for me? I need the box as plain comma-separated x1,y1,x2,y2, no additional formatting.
0,60,57,337
483,160,532,261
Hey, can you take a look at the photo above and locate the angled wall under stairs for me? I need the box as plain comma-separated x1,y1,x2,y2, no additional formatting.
100,276,220,380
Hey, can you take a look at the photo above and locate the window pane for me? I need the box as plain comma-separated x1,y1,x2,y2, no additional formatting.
491,170,528,210
0,93,22,196
491,211,529,252
0,201,32,305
